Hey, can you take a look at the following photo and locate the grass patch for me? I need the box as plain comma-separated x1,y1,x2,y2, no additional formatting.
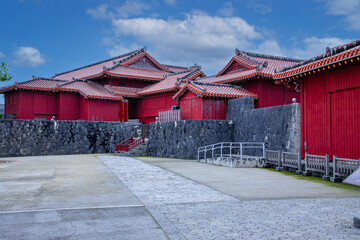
263,167,360,191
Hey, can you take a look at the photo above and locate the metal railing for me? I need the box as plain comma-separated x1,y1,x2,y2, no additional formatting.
265,150,282,168
116,136,145,152
197,142,265,161
333,155,360,179
304,153,330,178
282,151,301,171
158,109,181,122
128,137,145,151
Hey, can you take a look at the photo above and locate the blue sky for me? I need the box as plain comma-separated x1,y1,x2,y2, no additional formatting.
1,0,360,103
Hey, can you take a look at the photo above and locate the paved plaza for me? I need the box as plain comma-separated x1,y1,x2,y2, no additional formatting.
0,155,360,239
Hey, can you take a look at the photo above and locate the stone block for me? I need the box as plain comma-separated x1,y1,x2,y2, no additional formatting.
354,217,360,229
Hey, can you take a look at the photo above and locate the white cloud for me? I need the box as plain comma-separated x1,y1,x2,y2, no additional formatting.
87,1,151,19
324,0,360,30
110,11,262,74
0,51,5,59
87,4,109,19
12,46,46,67
287,37,352,59
247,0,272,14
217,2,235,17
164,0,176,6
256,40,283,56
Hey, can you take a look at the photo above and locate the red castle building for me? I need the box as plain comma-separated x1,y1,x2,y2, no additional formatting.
0,47,301,123
2,40,360,160
275,39,360,160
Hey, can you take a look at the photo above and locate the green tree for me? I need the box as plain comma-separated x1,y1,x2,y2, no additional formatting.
0,62,13,81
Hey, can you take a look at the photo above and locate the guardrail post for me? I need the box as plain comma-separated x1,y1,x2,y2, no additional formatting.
212,145,214,160
278,150,282,168
333,155,337,178
230,143,232,158
239,143,242,160
220,143,223,160
262,143,266,158
303,152,311,176
322,154,330,180
197,148,200,161
330,155,338,182
204,146,207,161
296,152,302,175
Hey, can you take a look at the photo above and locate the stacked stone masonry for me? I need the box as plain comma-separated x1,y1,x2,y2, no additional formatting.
0,119,142,157
0,97,300,158
227,97,301,153
148,120,233,159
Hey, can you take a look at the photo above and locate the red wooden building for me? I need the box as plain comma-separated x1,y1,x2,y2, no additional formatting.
197,49,302,108
275,39,360,160
173,81,257,120
1,46,303,123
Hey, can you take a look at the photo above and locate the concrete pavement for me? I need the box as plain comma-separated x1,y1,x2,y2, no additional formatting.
1,154,360,239
0,154,168,239
136,157,360,200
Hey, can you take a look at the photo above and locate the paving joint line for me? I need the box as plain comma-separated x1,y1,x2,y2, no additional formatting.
100,156,187,240
0,204,144,214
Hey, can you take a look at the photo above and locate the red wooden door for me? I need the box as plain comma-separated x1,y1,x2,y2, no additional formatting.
119,101,128,122
330,87,360,159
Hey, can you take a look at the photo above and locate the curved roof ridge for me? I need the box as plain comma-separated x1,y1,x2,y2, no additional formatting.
53,47,146,77
240,50,303,62
192,81,243,89
235,49,263,65
165,68,193,77
276,38,360,73
105,47,146,71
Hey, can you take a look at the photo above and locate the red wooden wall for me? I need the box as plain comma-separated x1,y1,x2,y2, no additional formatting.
5,91,58,120
4,91,21,118
58,92,80,120
179,91,203,120
179,91,227,120
83,99,126,121
4,90,128,122
301,63,360,159
130,92,177,123
240,78,299,108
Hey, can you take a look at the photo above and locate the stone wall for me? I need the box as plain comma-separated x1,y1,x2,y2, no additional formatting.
148,120,233,159
0,119,142,157
227,97,301,152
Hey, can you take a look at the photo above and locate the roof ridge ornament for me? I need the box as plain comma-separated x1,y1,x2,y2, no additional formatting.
276,38,360,73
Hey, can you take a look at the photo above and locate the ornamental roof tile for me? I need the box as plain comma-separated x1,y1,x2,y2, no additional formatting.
107,51,170,73
53,48,145,80
0,77,66,93
199,50,302,85
162,64,188,73
104,85,141,98
173,81,258,101
81,65,166,81
137,67,205,96
57,80,123,100
274,39,360,80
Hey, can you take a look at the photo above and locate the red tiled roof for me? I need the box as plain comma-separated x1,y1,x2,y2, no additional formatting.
105,85,141,98
81,65,166,81
110,51,170,73
0,77,66,93
162,64,188,73
137,67,205,96
274,39,360,81
199,50,302,85
53,48,146,80
0,77,124,101
173,81,258,101
57,80,123,101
